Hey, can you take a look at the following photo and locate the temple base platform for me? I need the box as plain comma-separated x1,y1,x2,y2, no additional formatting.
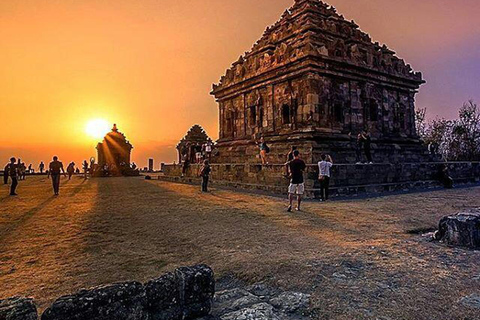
159,161,480,198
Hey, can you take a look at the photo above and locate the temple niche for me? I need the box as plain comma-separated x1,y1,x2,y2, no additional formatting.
96,124,138,176
211,0,428,164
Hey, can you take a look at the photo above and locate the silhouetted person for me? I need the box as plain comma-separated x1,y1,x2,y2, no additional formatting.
362,131,373,164
67,162,75,180
3,162,9,185
318,154,334,201
200,160,211,192
39,161,45,174
438,164,454,189
28,164,33,174
351,132,364,164
181,159,190,177
8,157,19,196
287,150,306,212
48,156,66,195
82,160,88,179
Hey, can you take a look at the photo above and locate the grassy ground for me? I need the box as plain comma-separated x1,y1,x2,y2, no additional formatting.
0,176,479,319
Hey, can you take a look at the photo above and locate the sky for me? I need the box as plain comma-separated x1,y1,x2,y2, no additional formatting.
1,0,479,167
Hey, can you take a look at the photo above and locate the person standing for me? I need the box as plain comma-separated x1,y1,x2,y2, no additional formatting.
362,131,373,164
67,162,75,180
48,156,66,195
287,150,306,212
8,157,19,196
318,154,334,202
258,137,270,165
39,161,45,174
200,160,211,192
284,146,297,177
3,162,9,185
82,160,88,179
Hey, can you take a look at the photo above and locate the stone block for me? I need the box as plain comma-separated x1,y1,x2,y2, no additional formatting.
144,272,182,320
41,281,146,320
175,265,215,320
0,297,38,320
435,209,480,249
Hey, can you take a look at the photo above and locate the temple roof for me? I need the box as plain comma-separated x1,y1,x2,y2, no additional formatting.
97,124,133,150
213,0,423,93
177,125,211,148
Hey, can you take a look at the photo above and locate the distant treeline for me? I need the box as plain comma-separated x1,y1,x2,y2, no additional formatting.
416,100,480,161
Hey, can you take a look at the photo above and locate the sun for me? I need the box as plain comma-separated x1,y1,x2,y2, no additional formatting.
85,119,111,140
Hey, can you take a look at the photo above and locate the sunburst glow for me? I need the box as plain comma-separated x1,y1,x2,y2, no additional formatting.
85,119,111,140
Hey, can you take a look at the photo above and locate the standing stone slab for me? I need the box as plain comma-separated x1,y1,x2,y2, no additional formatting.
144,272,182,320
436,209,480,249
0,297,38,320
175,265,215,320
41,281,147,320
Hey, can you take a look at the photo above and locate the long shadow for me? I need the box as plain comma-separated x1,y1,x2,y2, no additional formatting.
0,195,56,244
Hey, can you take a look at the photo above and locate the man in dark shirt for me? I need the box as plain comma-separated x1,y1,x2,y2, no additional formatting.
200,160,211,192
287,150,306,212
47,156,66,195
8,157,19,196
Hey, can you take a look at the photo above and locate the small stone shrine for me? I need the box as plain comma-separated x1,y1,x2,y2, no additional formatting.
211,0,428,164
176,125,212,163
96,124,138,176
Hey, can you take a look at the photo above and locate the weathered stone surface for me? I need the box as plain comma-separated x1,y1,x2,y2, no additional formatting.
436,209,480,248
220,303,279,320
40,264,215,320
269,292,310,314
459,294,480,309
213,289,261,314
175,264,215,320
144,272,181,320
41,281,146,320
0,297,37,320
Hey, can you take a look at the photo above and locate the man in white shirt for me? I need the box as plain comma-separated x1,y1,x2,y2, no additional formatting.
318,154,333,201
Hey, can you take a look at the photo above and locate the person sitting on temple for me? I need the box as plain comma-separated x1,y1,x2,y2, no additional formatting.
258,137,270,165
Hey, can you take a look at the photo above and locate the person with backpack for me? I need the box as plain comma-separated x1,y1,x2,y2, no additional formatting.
258,137,270,165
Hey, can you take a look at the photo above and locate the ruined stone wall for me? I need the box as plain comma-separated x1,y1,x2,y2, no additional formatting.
0,265,214,320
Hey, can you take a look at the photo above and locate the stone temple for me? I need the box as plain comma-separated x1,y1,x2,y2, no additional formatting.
162,0,479,197
96,124,137,176
211,0,427,164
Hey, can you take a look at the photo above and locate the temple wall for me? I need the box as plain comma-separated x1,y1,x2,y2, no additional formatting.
217,72,418,144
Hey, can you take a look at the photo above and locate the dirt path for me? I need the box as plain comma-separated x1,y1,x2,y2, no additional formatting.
0,176,479,319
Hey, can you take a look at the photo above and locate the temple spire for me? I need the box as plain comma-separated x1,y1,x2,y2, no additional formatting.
112,123,118,132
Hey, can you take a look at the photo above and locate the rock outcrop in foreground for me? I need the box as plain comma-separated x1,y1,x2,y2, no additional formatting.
0,265,214,320
435,208,480,249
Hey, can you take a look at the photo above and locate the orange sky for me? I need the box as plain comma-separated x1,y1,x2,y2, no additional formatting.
1,0,479,167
